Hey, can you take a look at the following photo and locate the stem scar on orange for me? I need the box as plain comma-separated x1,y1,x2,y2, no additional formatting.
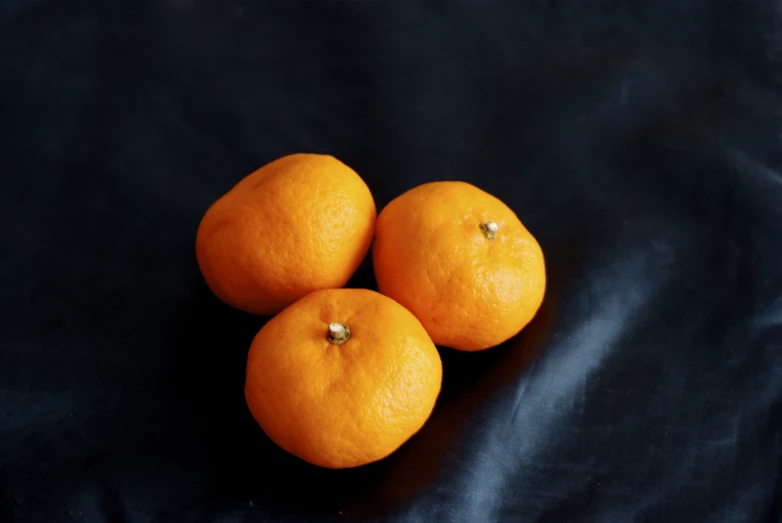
372,181,546,352
244,288,443,469
195,153,376,316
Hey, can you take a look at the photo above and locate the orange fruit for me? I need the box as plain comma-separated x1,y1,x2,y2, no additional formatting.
195,153,376,315
372,181,546,352
244,288,443,469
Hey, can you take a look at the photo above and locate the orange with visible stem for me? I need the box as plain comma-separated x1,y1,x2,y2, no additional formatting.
244,288,443,469
372,181,546,352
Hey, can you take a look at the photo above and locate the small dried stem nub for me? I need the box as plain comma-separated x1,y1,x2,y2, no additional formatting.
327,322,351,345
480,221,499,240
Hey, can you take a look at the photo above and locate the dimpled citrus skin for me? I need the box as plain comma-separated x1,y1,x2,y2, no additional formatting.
244,288,443,469
372,181,546,352
195,153,376,315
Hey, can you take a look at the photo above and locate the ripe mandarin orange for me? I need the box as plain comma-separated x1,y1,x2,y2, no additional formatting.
244,288,443,469
195,153,376,315
372,181,546,352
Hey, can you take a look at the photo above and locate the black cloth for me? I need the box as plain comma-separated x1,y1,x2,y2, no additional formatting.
2,1,781,521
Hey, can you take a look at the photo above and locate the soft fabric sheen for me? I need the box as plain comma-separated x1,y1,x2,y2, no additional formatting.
1,1,780,522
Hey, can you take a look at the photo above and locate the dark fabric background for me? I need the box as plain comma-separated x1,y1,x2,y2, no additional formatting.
1,1,781,522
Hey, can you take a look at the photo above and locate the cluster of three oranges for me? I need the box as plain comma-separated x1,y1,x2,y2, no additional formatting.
195,153,546,469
